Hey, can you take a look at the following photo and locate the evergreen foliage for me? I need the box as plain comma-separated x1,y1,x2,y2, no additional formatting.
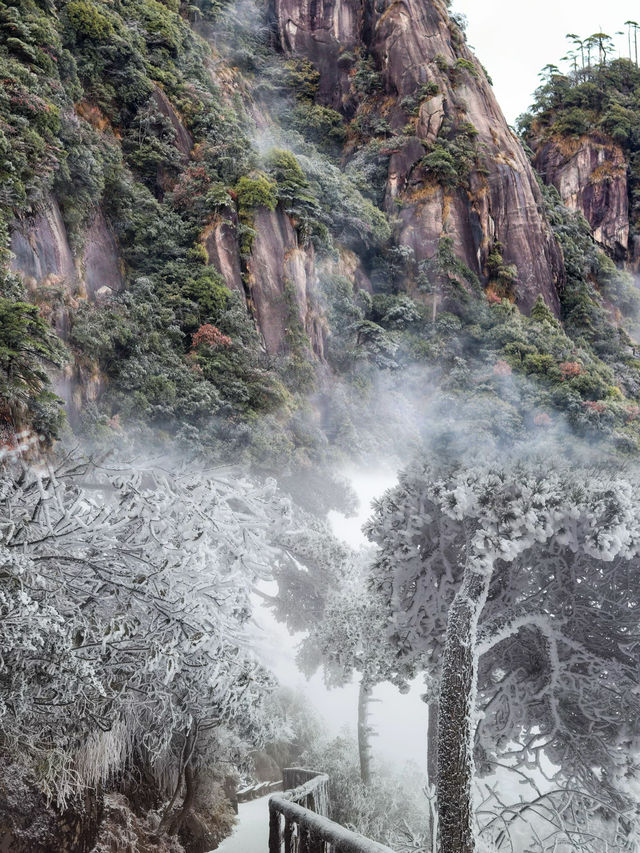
519,57,640,234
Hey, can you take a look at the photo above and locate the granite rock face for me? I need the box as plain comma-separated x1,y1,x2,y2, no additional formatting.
246,208,328,358
8,199,122,423
151,86,193,161
270,0,565,313
534,134,630,260
201,214,246,299
270,0,363,114
82,212,125,299
9,199,76,291
10,200,123,300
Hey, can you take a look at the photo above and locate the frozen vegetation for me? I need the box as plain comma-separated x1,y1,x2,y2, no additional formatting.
2,0,640,849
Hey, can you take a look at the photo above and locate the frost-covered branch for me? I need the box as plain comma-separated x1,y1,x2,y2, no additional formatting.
0,447,319,807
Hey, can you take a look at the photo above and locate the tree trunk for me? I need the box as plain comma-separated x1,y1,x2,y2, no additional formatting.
168,762,197,835
357,678,372,786
426,699,439,853
437,567,490,853
427,699,439,789
160,725,197,834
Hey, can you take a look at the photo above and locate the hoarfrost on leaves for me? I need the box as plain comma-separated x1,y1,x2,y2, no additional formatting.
0,448,311,806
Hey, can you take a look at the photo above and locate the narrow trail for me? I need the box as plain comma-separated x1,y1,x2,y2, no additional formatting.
213,794,270,852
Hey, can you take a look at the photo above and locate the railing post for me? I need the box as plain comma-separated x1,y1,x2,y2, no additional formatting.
284,816,294,853
269,800,281,853
299,823,310,853
269,769,397,853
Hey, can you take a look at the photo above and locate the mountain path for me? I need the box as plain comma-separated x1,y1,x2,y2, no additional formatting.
212,794,270,852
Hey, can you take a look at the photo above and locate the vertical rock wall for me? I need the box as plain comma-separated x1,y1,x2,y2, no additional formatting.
270,0,565,313
246,209,328,358
534,135,630,260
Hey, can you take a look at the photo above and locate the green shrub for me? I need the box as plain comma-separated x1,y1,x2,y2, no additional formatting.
265,149,323,244
0,298,66,439
353,57,383,95
551,107,591,136
234,173,278,214
422,146,458,185
178,270,231,326
65,0,115,41
283,56,320,101
134,0,183,53
486,242,518,299
421,120,479,187
400,82,439,116
232,173,278,256
453,58,477,78
290,103,346,152
530,295,560,327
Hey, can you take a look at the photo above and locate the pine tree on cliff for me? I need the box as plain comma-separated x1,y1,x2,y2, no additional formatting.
625,20,639,65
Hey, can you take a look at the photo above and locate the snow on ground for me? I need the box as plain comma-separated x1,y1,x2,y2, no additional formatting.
212,795,270,853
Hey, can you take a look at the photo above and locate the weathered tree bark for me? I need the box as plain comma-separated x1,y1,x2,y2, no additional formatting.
160,726,192,831
161,723,199,836
437,567,491,853
357,678,372,786
427,699,439,789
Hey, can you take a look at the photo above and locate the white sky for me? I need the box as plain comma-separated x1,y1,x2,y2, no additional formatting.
451,0,639,124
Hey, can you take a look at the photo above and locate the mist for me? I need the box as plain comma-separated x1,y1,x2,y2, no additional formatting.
250,464,430,771
3,0,640,848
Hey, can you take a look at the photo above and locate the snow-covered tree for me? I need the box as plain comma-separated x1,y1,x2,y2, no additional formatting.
295,556,412,785
257,516,385,782
264,508,411,786
366,459,640,853
0,445,302,824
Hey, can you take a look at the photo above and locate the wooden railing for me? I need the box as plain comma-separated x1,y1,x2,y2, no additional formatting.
237,780,283,804
268,768,397,853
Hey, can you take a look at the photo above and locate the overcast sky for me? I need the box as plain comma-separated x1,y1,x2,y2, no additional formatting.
451,0,639,124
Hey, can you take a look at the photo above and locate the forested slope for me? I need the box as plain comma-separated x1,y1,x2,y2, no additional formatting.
3,0,640,464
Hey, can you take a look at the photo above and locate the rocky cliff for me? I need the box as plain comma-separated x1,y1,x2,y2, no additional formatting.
8,0,637,461
6,0,565,370
533,134,630,261
201,205,327,358
520,59,640,272
270,0,564,313
10,200,123,303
